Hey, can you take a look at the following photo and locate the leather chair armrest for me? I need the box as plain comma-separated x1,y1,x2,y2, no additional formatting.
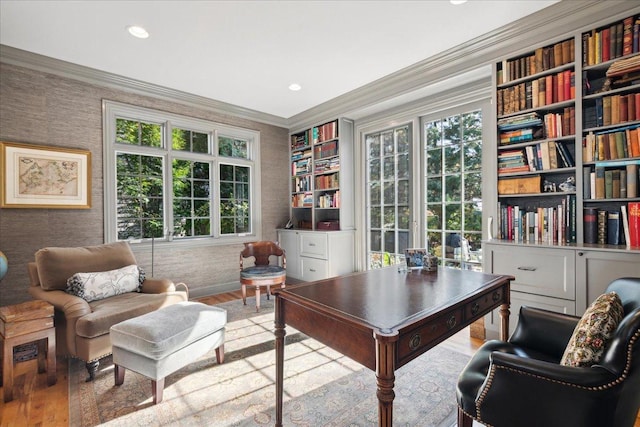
509,306,579,359
489,351,615,387
28,285,91,319
140,277,176,294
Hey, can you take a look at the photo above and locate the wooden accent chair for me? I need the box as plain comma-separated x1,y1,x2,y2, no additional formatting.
456,277,640,427
239,241,286,311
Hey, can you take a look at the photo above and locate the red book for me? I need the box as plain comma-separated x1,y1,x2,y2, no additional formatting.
623,17,634,56
636,93,640,120
546,75,553,105
602,27,611,62
628,202,640,248
564,70,572,101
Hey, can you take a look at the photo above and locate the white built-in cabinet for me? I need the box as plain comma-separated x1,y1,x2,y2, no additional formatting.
277,229,354,282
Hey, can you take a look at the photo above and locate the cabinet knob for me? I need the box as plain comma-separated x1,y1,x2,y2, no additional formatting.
446,315,457,330
409,334,421,351
578,252,584,256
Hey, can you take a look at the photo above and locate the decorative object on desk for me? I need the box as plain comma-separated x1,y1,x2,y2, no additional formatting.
0,141,91,208
422,253,438,272
404,248,428,270
0,250,7,280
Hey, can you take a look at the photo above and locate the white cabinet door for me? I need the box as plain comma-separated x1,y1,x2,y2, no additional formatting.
277,230,302,280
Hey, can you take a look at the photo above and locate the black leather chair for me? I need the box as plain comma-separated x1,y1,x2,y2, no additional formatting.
456,277,640,427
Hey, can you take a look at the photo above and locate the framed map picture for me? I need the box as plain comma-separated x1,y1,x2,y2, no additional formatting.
0,142,91,209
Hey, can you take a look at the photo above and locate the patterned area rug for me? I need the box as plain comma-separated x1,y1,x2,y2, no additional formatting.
69,298,470,426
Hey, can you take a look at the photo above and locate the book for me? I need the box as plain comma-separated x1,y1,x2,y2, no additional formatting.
605,169,613,198
584,207,598,243
612,169,621,198
597,209,607,244
621,205,632,249
621,169,628,198
583,166,591,199
628,164,638,198
628,202,640,248
595,166,605,198
607,211,621,245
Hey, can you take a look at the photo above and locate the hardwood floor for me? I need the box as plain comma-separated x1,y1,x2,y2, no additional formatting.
1,290,638,426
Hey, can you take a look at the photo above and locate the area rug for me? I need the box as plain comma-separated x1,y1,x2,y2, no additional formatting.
69,298,470,426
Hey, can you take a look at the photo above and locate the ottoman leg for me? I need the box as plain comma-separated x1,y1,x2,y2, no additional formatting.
152,378,165,404
86,360,99,382
215,344,225,364
114,364,125,386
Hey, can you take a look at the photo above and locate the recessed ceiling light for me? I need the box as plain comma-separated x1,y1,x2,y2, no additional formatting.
127,25,149,39
450,0,467,4
288,83,302,91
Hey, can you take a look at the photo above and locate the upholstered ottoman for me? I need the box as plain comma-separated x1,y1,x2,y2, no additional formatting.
110,301,226,404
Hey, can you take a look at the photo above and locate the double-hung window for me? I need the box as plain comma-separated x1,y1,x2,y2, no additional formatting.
103,101,260,244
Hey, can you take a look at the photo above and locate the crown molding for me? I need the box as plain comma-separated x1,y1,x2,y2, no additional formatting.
2,1,638,132
288,0,640,130
0,44,289,129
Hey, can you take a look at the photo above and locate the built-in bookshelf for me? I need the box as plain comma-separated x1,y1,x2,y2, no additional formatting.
288,118,354,230
492,11,640,251
495,36,578,246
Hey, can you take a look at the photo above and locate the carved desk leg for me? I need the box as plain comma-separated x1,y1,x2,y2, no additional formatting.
274,297,286,427
375,334,397,427
499,302,510,341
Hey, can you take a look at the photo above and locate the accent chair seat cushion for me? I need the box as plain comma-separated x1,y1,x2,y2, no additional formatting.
240,265,286,280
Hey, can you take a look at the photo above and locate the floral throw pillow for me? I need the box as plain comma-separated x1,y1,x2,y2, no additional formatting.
66,264,145,302
560,291,624,367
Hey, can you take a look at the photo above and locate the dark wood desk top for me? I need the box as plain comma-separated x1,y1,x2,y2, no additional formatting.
277,266,512,336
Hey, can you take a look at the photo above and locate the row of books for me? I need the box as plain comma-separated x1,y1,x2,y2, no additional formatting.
315,173,339,190
498,38,574,85
583,163,639,200
582,15,639,67
496,195,577,244
583,93,640,129
314,120,338,144
317,191,340,208
314,140,339,159
291,149,311,161
314,157,339,173
499,110,575,145
497,70,575,116
292,175,311,192
584,202,640,248
291,158,311,176
497,112,542,131
582,127,640,162
291,192,313,208
499,140,575,174
290,133,309,151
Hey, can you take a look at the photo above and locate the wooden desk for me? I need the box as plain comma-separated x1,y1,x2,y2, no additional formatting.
274,266,512,426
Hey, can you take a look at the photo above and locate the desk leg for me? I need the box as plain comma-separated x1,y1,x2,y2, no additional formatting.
499,302,510,341
375,336,396,427
274,297,285,427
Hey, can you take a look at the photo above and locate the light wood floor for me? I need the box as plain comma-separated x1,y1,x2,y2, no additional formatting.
1,290,638,426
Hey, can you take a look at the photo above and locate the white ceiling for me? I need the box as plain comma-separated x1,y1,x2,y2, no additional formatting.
0,1,559,120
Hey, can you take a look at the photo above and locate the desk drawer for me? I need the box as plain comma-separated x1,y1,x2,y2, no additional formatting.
488,245,575,300
465,288,506,319
398,308,463,362
300,233,328,259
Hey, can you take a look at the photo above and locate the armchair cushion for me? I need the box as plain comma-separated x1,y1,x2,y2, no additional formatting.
65,264,145,302
561,291,624,367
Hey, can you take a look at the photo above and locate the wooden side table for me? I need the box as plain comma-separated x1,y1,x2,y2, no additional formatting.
0,300,56,403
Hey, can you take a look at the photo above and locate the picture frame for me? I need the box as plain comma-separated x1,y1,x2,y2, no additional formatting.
0,141,91,209
404,248,428,270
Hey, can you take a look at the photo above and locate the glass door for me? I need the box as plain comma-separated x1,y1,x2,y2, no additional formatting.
366,124,412,269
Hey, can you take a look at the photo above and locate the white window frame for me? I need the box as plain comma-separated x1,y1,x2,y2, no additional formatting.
103,100,262,246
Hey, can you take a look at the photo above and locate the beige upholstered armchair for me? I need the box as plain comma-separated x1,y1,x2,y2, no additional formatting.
27,242,188,381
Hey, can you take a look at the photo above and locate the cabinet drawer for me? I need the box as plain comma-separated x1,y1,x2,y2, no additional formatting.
300,233,328,259
489,245,575,300
301,257,329,282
